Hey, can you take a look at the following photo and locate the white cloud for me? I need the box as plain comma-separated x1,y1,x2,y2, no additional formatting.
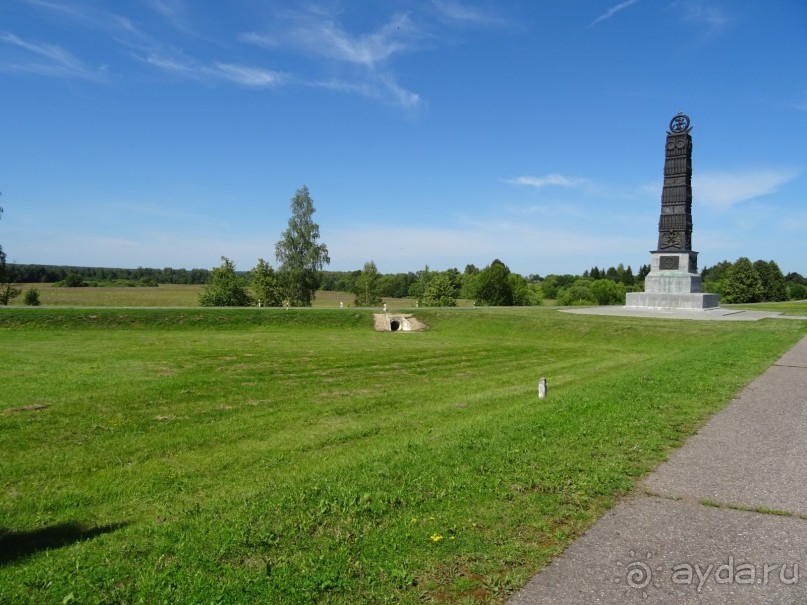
146,0,188,29
241,10,424,109
0,31,106,81
144,53,285,88
379,74,421,109
312,78,374,97
431,0,510,28
695,169,799,210
589,0,640,28
432,0,487,23
144,53,191,75
308,74,419,108
505,174,586,188
672,0,732,28
238,32,276,48
21,0,148,41
320,13,416,67
214,63,285,87
243,12,420,68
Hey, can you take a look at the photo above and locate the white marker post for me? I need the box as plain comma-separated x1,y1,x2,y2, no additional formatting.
538,377,548,399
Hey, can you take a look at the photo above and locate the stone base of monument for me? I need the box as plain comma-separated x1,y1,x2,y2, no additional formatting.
626,251,720,310
626,291,720,310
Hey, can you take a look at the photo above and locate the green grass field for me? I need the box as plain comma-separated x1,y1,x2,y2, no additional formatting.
1,307,805,604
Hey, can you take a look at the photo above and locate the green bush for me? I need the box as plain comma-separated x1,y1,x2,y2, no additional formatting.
422,273,457,307
23,288,40,306
788,283,807,301
591,279,626,305
57,272,87,287
723,257,763,303
556,281,596,306
199,257,253,307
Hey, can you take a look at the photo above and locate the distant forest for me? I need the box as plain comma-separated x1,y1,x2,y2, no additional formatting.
9,260,806,305
10,264,211,285
8,263,419,296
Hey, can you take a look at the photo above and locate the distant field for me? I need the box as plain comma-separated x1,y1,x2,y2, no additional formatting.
9,283,205,307
7,284,468,309
2,307,804,603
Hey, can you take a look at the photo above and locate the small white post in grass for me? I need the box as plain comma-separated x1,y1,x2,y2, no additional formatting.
538,377,548,399
383,303,387,312
340,301,343,308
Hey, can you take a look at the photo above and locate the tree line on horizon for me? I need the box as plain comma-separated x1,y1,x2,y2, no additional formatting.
2,188,806,307
5,258,806,308
8,264,211,286
5,256,806,308
186,256,807,308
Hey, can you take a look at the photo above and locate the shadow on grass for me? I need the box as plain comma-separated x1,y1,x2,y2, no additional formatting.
0,521,129,566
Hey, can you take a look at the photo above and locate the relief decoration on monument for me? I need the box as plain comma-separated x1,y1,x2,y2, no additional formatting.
660,256,680,270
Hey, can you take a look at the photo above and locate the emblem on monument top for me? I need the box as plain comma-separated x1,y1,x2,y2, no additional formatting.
668,112,691,134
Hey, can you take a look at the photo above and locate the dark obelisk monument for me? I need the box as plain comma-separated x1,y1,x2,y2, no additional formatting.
626,113,720,310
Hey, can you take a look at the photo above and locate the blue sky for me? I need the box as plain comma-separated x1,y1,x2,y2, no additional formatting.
1,0,805,276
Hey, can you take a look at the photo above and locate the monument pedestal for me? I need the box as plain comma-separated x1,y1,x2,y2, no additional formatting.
626,292,720,310
626,251,719,310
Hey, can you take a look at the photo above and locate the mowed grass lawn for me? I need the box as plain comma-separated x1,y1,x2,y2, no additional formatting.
1,307,805,604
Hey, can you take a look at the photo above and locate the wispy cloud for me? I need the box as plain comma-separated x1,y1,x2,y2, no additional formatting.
431,0,510,28
0,31,106,80
11,0,159,81
379,74,421,109
214,63,285,87
146,0,188,29
242,12,420,68
242,11,423,108
672,0,732,28
589,0,640,28
20,0,146,40
314,13,418,67
505,174,586,188
144,53,285,88
12,1,500,108
696,169,800,209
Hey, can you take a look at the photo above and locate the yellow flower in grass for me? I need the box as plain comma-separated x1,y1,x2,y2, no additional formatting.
430,533,443,542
